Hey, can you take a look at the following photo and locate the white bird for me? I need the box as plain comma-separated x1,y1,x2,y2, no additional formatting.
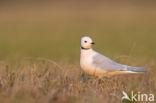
80,36,147,77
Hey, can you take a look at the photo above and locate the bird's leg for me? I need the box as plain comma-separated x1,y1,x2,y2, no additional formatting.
98,78,102,85
95,78,102,89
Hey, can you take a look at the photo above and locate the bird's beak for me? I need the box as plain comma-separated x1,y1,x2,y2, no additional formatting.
91,42,95,45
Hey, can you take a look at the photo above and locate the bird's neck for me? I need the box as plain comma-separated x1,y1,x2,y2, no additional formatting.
80,48,94,57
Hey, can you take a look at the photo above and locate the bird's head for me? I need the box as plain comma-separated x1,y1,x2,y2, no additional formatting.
81,36,95,50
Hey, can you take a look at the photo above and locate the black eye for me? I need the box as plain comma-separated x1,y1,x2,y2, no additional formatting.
84,41,87,43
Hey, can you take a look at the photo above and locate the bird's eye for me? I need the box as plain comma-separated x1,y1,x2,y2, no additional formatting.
84,41,87,43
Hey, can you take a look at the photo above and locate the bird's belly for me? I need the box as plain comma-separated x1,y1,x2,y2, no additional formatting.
81,63,107,77
82,65,134,77
81,63,131,77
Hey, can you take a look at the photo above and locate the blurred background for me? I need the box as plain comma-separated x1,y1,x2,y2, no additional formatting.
0,0,156,63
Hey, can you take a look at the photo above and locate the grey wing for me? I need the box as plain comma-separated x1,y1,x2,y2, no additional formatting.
92,53,126,72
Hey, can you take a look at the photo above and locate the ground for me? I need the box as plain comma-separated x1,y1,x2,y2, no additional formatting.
0,58,155,103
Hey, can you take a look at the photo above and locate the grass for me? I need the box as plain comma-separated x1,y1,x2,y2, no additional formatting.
0,58,155,103
0,1,156,103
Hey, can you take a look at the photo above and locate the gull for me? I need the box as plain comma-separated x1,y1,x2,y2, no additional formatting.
80,36,147,78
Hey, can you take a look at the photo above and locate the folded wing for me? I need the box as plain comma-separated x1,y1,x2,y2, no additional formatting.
92,53,148,73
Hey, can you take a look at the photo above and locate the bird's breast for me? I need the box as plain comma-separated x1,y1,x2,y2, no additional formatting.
80,54,95,75
80,50,107,77
80,55,105,76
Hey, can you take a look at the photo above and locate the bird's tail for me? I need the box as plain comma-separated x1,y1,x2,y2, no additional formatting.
127,66,148,73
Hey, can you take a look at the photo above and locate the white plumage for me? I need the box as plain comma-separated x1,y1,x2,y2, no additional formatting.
80,36,147,77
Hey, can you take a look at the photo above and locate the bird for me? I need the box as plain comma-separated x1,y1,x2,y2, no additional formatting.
80,36,148,78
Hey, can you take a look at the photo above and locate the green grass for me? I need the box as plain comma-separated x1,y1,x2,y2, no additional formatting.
0,21,156,62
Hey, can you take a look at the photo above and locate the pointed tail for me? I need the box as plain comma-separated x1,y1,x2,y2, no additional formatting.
127,66,148,73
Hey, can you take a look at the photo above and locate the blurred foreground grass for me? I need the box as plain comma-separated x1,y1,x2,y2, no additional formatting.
0,59,155,103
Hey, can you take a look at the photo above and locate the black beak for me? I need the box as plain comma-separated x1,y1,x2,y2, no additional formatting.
91,42,95,44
